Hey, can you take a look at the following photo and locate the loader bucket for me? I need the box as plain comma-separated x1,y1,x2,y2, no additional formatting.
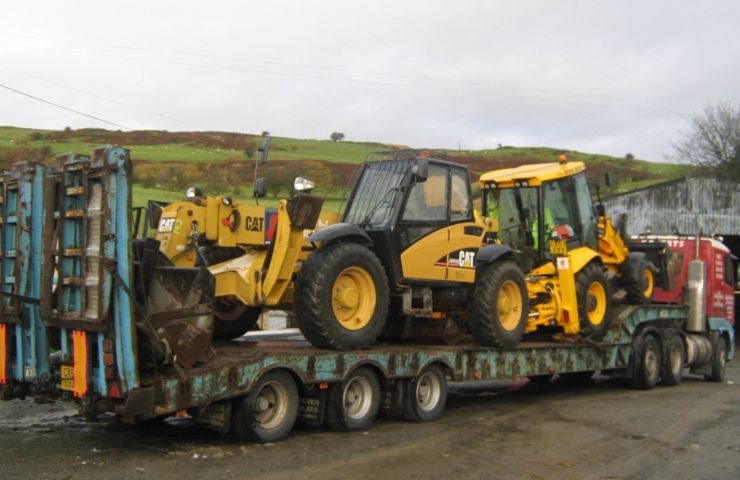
142,266,215,369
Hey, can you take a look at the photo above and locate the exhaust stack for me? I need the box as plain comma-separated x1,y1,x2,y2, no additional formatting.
685,231,706,332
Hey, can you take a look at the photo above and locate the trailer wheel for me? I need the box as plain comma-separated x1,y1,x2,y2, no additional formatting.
624,257,655,305
232,370,299,443
660,334,684,386
403,364,447,422
325,367,381,431
629,335,661,390
576,263,612,339
213,301,261,340
705,337,727,383
467,259,528,348
295,242,389,350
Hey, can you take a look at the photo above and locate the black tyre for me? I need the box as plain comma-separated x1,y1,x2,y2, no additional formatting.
295,242,389,350
213,300,261,340
232,370,299,443
403,364,447,422
325,367,381,432
705,337,728,383
467,260,528,348
629,335,661,390
624,257,655,305
661,334,684,386
576,262,612,339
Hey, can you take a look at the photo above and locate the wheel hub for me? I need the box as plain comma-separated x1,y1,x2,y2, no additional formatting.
335,284,359,309
586,294,597,312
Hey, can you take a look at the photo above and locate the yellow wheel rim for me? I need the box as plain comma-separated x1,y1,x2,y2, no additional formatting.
332,266,376,331
642,268,654,298
497,280,523,331
586,281,607,326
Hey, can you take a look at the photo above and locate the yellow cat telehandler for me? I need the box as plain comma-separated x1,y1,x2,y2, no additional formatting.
147,150,665,350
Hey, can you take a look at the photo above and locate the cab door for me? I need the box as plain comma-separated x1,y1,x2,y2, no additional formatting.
399,163,450,281
399,164,482,284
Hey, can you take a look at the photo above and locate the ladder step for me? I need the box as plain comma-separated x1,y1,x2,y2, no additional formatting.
65,186,85,196
63,248,84,257
64,210,85,218
62,277,84,286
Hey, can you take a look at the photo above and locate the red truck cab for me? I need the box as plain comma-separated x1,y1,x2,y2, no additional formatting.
641,236,736,326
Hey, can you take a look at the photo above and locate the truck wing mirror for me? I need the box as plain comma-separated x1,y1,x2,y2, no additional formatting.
253,177,267,198
412,158,428,182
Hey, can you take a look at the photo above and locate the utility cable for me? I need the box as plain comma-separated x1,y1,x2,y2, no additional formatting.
0,64,207,129
0,82,131,130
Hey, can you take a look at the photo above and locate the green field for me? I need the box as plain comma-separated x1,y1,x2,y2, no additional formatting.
1,125,698,199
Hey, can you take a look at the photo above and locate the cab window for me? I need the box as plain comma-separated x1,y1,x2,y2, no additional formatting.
450,168,471,222
402,164,448,222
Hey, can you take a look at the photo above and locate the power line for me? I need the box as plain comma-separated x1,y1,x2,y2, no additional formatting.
0,64,208,129
0,82,131,130
0,42,692,117
0,32,700,111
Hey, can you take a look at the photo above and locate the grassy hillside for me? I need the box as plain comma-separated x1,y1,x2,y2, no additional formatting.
1,126,699,208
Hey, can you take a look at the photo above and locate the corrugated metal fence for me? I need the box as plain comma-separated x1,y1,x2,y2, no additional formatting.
603,177,740,236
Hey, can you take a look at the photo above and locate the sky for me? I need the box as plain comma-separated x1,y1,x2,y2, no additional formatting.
1,1,738,162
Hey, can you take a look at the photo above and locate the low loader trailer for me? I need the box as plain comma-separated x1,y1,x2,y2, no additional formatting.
0,147,734,443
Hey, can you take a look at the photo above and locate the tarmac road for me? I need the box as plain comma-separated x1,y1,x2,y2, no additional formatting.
1,360,739,480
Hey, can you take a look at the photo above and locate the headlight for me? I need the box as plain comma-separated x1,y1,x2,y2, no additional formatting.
294,176,315,192
185,186,204,199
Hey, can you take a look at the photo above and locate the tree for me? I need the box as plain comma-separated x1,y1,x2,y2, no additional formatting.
330,132,345,142
674,101,740,180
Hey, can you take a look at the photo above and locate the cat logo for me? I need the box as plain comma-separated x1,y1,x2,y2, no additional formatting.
158,217,176,233
245,216,264,232
457,250,476,268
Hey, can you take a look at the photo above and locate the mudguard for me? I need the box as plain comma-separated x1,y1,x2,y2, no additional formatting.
307,222,373,246
475,244,514,266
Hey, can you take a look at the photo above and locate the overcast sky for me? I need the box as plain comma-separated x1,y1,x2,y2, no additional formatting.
1,1,738,161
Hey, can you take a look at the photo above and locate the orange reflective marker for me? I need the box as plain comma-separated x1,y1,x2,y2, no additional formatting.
0,323,7,384
72,330,88,398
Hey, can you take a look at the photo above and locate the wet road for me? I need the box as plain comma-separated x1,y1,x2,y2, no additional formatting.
2,361,739,480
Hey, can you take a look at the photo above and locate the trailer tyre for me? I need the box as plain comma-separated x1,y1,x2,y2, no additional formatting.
295,242,389,350
629,335,661,390
624,257,655,305
325,367,381,432
232,370,299,443
576,262,612,339
403,364,448,422
660,334,684,386
705,337,727,383
467,259,528,348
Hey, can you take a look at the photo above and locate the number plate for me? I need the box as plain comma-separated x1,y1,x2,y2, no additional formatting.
549,239,567,255
60,365,74,392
